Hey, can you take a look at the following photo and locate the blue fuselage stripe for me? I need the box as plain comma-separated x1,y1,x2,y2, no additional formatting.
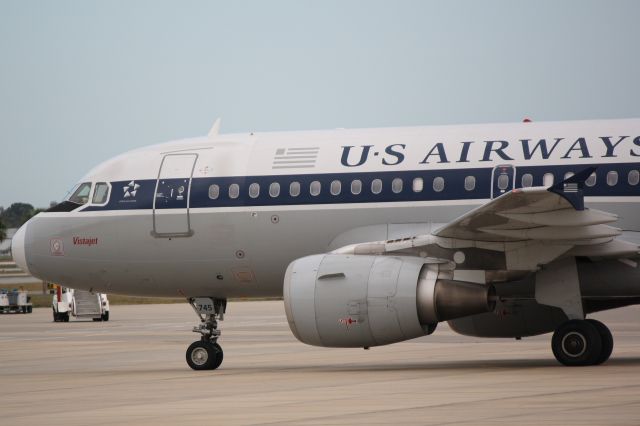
81,163,640,212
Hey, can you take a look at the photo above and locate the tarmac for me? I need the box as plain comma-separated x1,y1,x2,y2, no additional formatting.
1,301,639,425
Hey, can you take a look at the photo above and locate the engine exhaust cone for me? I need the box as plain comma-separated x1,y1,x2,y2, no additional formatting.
418,279,496,324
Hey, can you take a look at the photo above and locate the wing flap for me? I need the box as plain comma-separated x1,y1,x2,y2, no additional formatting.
497,209,618,227
478,224,621,241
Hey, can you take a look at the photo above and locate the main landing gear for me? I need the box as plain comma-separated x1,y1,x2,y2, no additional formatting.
551,319,613,366
186,297,226,370
536,258,614,367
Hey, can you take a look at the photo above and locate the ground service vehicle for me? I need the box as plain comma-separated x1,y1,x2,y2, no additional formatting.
52,285,109,322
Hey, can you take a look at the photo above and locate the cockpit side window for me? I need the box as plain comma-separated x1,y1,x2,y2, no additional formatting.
68,182,92,205
92,182,110,204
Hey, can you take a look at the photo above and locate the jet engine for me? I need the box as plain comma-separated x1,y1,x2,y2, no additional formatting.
283,254,495,348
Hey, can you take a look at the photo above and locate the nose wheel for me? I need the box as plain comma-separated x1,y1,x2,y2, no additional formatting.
186,297,226,371
186,341,224,370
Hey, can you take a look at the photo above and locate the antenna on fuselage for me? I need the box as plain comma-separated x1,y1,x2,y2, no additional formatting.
208,118,221,138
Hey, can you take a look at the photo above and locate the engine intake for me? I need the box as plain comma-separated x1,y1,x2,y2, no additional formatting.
284,254,495,348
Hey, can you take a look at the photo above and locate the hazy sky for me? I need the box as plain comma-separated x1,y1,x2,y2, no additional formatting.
2,0,639,207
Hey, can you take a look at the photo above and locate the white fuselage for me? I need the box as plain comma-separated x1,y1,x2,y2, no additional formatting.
12,119,640,298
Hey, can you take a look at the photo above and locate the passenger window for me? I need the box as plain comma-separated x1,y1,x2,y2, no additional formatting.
371,179,382,194
249,183,260,198
543,173,554,186
351,179,362,195
564,172,575,180
330,180,341,196
586,172,596,187
628,170,640,186
391,178,403,194
433,177,444,192
497,174,509,190
521,173,533,188
229,184,240,199
208,184,219,200
607,171,618,186
464,176,476,191
92,183,110,204
310,181,321,196
290,182,300,197
68,182,92,205
269,182,280,198
412,177,423,193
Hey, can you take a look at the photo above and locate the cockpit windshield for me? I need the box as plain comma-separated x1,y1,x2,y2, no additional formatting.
45,181,95,213
67,182,92,205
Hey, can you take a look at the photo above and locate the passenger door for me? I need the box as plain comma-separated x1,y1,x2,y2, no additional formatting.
153,153,198,237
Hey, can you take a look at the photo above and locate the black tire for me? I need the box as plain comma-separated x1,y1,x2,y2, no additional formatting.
63,312,70,322
211,343,223,370
102,311,109,322
552,319,602,366
186,341,220,370
93,317,102,322
587,319,613,365
27,306,32,314
53,310,58,322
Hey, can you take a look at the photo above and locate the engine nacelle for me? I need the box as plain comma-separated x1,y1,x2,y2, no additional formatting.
284,254,495,348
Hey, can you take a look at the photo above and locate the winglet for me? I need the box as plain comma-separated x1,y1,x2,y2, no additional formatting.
548,166,596,211
208,118,221,138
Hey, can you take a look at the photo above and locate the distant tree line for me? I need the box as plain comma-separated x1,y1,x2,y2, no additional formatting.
0,203,45,242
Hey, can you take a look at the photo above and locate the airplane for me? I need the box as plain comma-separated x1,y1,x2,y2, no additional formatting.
11,117,640,370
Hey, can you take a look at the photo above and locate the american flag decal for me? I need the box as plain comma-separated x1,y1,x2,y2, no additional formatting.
272,147,319,169
563,182,579,192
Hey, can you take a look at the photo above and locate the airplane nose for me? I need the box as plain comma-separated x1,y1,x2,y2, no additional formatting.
11,222,30,275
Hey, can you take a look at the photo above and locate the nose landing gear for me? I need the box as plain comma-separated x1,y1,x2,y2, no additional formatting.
186,297,226,371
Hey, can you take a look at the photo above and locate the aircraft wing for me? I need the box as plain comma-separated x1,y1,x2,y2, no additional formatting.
432,167,620,243
333,167,639,270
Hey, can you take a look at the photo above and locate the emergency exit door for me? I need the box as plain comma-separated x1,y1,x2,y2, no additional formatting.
153,153,198,237
491,164,515,198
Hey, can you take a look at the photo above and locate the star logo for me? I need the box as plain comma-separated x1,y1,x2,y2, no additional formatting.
123,181,140,198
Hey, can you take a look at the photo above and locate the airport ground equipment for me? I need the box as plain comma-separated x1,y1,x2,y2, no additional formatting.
0,288,32,313
51,285,109,322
